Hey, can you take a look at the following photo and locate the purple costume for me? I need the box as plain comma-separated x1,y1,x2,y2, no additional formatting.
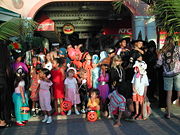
12,62,29,73
98,73,109,102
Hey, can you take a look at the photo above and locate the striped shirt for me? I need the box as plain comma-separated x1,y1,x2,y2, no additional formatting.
108,90,126,113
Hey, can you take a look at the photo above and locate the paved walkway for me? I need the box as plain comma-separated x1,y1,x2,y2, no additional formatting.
0,105,179,135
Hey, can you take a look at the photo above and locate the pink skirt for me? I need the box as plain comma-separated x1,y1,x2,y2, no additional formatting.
65,88,81,105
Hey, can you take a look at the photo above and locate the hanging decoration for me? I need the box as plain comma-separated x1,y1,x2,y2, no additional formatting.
8,42,22,50
63,23,75,35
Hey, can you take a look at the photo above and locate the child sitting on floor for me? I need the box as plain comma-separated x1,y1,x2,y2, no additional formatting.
87,88,101,119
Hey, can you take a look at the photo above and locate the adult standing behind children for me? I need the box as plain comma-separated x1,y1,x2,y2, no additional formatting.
157,36,180,119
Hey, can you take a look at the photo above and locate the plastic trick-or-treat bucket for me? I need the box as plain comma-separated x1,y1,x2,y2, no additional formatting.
61,100,72,111
21,106,30,114
87,111,98,122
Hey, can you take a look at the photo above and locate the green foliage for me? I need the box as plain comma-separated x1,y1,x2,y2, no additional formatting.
112,0,124,13
0,18,38,41
151,0,180,38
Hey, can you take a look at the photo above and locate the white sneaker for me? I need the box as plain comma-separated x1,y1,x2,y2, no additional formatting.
75,109,80,115
67,110,72,115
46,116,52,124
81,109,86,114
42,115,48,122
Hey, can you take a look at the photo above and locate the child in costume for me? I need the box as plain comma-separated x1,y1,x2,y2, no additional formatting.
92,54,100,89
29,56,40,116
59,47,71,66
38,68,53,124
131,60,149,120
108,86,126,127
43,53,52,71
87,89,101,119
64,67,81,115
51,58,66,115
12,68,30,126
82,52,93,89
98,64,109,116
77,68,89,113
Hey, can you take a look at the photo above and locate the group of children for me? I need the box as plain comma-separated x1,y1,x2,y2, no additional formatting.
12,39,153,127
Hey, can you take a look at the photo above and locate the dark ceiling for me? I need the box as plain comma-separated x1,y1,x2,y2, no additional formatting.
35,2,132,33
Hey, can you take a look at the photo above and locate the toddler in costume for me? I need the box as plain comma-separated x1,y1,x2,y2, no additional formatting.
12,68,30,126
64,67,81,115
38,68,53,124
131,60,149,120
87,89,101,119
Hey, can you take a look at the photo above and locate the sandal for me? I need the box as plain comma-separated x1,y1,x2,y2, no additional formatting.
136,115,143,120
164,114,171,119
132,114,138,119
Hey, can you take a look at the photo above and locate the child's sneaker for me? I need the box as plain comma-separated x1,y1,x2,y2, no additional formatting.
75,109,80,115
42,115,48,122
46,116,52,124
81,109,86,114
67,110,72,115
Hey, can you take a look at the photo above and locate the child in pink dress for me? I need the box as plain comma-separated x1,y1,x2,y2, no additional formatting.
39,68,53,124
64,67,81,115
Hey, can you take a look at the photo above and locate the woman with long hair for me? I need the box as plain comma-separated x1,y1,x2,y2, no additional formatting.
157,36,180,119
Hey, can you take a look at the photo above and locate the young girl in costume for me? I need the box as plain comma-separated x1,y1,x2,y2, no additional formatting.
38,68,53,124
12,68,30,126
131,60,149,120
51,58,66,115
78,68,89,113
29,56,40,116
110,55,125,92
98,64,109,116
87,89,101,119
92,54,100,89
64,67,81,115
43,53,52,71
82,52,93,89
